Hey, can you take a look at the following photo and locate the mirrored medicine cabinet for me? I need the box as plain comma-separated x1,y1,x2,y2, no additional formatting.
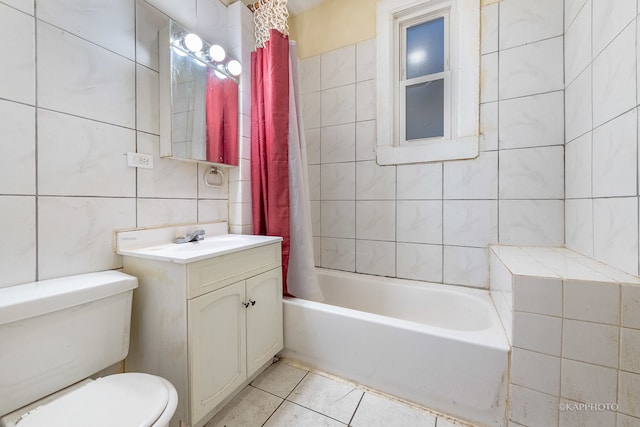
159,20,241,166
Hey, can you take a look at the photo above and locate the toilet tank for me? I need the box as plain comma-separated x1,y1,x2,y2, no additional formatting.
0,271,138,417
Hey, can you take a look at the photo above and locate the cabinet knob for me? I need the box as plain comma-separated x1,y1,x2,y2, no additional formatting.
242,300,257,308
250,299,256,306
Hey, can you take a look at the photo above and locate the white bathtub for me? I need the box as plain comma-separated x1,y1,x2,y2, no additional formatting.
281,268,510,427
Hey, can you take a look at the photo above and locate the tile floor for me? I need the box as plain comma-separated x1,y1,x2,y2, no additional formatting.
204,359,477,427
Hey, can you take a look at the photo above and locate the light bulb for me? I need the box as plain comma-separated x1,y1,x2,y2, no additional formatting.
227,59,242,76
171,46,187,57
209,44,226,62
183,33,203,52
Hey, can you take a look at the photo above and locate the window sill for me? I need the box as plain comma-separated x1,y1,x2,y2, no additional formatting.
376,135,478,165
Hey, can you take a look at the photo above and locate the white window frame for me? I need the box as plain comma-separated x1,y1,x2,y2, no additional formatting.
376,0,480,165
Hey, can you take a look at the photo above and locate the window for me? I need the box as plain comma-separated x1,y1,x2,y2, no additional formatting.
376,0,479,165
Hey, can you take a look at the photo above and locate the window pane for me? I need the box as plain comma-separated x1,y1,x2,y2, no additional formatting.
406,17,444,79
405,79,444,140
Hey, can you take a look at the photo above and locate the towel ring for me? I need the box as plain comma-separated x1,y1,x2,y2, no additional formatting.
203,166,225,187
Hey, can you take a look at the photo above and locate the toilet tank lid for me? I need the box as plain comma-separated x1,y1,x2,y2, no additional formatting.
0,271,138,326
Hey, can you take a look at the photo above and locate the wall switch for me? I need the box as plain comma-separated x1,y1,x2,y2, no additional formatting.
127,152,154,169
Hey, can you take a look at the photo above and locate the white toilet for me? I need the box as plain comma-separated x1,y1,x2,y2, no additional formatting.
0,271,178,427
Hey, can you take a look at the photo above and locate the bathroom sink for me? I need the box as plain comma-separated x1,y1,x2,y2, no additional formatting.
117,233,282,263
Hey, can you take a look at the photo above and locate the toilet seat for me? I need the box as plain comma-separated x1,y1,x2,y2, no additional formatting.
16,373,172,427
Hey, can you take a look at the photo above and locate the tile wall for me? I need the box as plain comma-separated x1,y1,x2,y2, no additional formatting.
564,0,640,277
0,0,244,288
300,0,565,289
490,245,640,426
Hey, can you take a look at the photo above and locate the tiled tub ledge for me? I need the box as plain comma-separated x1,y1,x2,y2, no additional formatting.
488,245,640,427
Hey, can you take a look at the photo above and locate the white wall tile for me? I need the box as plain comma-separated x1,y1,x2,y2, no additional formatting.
306,128,321,164
0,196,36,288
513,276,562,317
561,359,618,403
622,284,640,329
135,0,167,71
136,198,198,228
310,200,321,237
559,398,617,427
511,348,560,395
198,199,228,223
499,37,564,100
302,92,321,129
137,132,198,199
321,45,355,90
0,4,35,105
145,0,196,33
593,197,639,276
321,123,355,163
480,102,498,151
38,110,136,197
481,52,499,103
356,161,396,200
355,201,395,241
356,240,395,277
199,163,230,200
509,384,559,427
36,0,135,60
321,162,355,200
38,196,136,279
563,319,619,367
321,237,355,272
499,146,564,200
565,67,593,142
396,243,442,283
0,100,35,195
2,0,33,14
37,21,136,128
592,108,638,197
499,200,564,246
619,371,640,418
499,91,564,150
499,0,563,50
321,201,355,238
564,280,620,325
136,64,160,134
621,327,640,374
397,200,442,244
481,3,499,54
565,133,592,199
565,1,592,85
443,151,498,199
565,0,588,30
397,163,442,200
513,311,562,356
356,80,376,122
355,120,376,161
300,55,321,94
356,39,376,82
443,200,498,247
565,199,594,257
308,165,320,201
321,84,356,127
443,246,488,288
592,24,637,127
592,0,636,57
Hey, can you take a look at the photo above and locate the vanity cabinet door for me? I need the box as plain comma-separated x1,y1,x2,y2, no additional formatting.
245,268,283,376
188,281,246,425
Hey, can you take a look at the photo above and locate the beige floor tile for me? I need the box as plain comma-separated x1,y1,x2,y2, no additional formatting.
205,386,283,427
263,401,345,427
251,361,308,398
287,372,363,424
350,392,437,427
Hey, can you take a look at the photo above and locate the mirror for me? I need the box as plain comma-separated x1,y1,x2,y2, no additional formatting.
159,20,240,166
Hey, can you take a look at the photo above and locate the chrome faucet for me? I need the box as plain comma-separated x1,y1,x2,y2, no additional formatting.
174,228,205,244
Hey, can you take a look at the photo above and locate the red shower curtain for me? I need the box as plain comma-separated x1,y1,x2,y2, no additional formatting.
251,29,291,295
206,69,239,165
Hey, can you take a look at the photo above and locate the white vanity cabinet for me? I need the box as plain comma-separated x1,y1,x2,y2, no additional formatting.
121,239,283,427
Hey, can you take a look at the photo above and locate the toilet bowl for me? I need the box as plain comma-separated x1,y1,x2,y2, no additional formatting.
1,373,178,427
0,271,178,427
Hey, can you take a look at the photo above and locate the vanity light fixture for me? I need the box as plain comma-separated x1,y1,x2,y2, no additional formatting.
183,33,203,52
209,44,226,62
226,59,242,77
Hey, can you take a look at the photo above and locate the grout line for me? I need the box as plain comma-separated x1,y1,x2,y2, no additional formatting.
347,392,364,426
